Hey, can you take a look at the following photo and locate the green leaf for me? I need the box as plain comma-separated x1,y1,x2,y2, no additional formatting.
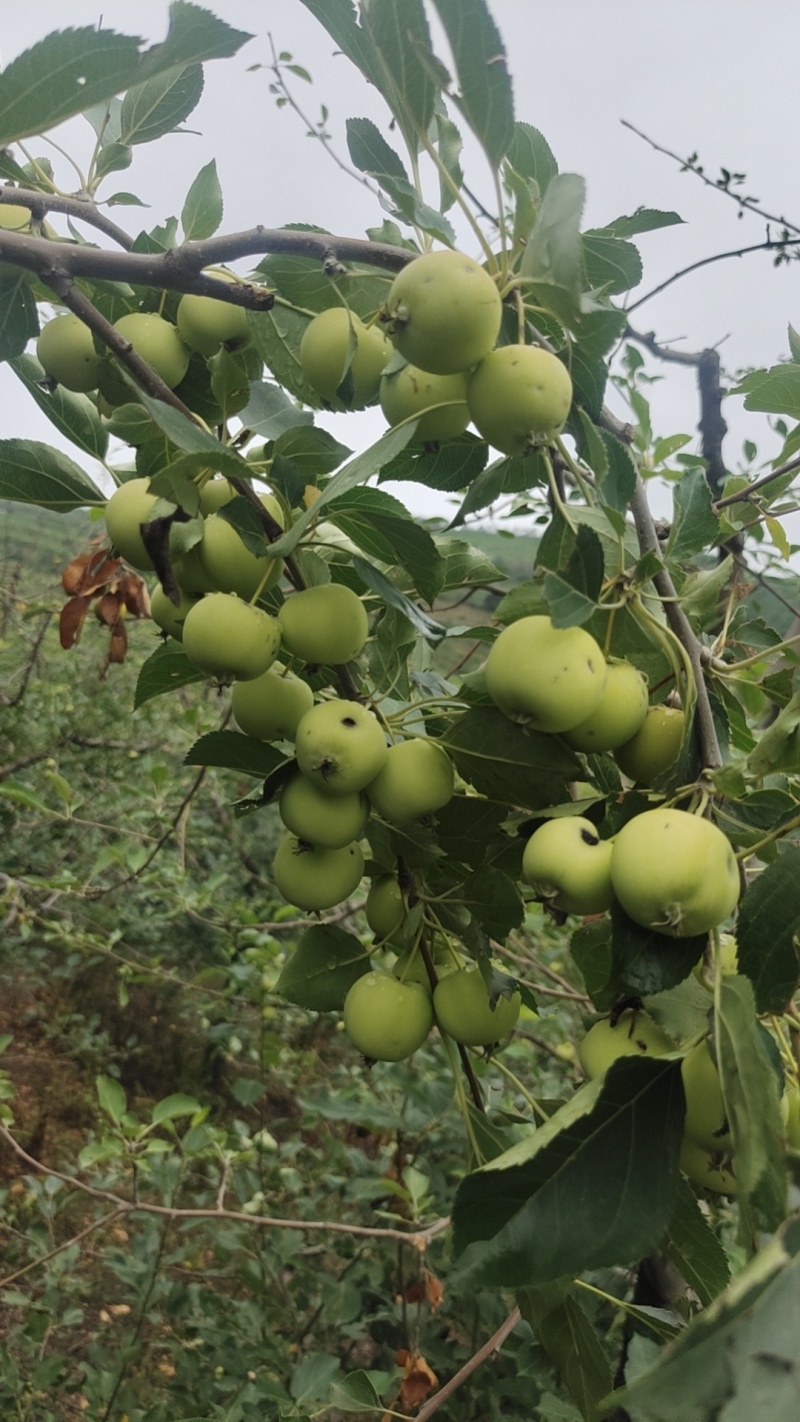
745,689,800,777
298,0,387,110
0,5,251,147
379,432,488,493
0,273,39,360
120,63,203,146
736,362,800,419
10,355,109,463
132,387,250,479
0,439,105,511
736,850,800,1013
717,976,786,1235
582,233,642,295
96,1074,126,1125
609,904,708,998
248,299,321,407
346,117,456,243
542,573,597,628
362,0,438,153
443,706,580,811
430,0,515,165
151,1093,201,1124
451,1056,685,1288
460,864,524,940
506,122,558,195
666,468,721,559
238,383,315,441
265,423,419,561
662,1177,731,1309
353,556,447,645
181,158,223,240
326,486,445,604
523,173,586,307
603,207,683,238
329,1372,383,1413
519,1285,613,1422
95,141,133,180
134,641,206,707
276,924,372,1012
184,730,287,778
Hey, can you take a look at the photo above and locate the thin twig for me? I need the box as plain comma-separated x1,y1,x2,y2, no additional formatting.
414,1306,521,1421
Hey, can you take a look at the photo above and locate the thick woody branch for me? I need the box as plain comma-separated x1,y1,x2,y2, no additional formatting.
0,183,135,249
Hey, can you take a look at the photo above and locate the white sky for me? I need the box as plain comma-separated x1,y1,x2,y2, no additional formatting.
2,1,799,528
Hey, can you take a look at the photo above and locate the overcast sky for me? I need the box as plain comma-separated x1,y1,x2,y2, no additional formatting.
3,1,799,528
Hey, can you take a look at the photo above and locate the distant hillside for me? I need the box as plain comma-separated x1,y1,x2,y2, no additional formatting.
1,500,96,577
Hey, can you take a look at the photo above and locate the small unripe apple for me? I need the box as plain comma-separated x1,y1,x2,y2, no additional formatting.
37,314,101,392
150,584,201,641
366,739,455,824
679,1138,737,1194
433,964,521,1047
231,664,314,741
522,816,614,915
610,809,739,938
273,833,364,911
382,250,502,375
468,345,573,453
198,495,284,599
113,312,190,389
379,363,469,442
104,477,160,571
0,202,32,232
485,615,607,732
681,1040,732,1153
295,699,388,795
177,277,250,356
563,659,649,753
300,307,390,407
182,592,281,682
578,1008,675,1079
278,584,369,666
344,970,433,1061
279,773,369,849
365,874,406,941
614,706,685,785
199,478,237,514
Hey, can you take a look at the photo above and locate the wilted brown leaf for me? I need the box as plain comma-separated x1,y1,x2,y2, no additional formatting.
59,596,92,649
95,592,124,627
399,1352,438,1411
108,619,128,665
119,572,151,618
62,549,120,597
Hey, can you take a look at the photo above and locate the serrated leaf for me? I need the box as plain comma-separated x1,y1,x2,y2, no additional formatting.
329,1371,383,1413
298,0,388,111
603,208,683,238
519,1285,613,1422
363,0,438,154
0,439,105,511
662,1177,731,1308
452,1056,685,1288
181,158,223,240
238,383,315,440
184,730,287,778
506,122,557,195
523,173,586,306
0,273,39,360
443,706,580,810
736,363,800,419
120,63,203,146
96,1073,126,1125
666,468,721,559
582,233,642,295
325,486,445,604
276,924,372,1012
10,355,109,462
134,641,206,707
379,432,488,493
608,904,708,998
430,0,514,165
151,1093,201,1124
353,556,446,644
717,976,786,1235
736,850,800,1013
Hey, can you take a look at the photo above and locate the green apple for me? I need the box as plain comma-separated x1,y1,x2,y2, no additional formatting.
614,706,685,785
610,809,740,938
199,478,237,514
300,307,390,407
379,363,469,442
563,659,649,753
150,584,201,641
467,345,573,453
783,1080,800,1150
366,739,455,824
177,278,250,356
278,584,369,666
37,314,101,393
365,874,406,941
279,773,369,849
0,202,32,232
182,592,281,682
104,477,160,571
522,816,614,915
113,312,190,389
681,1040,732,1152
578,1008,675,1079
295,699,388,795
273,833,364,911
679,1138,737,1195
382,249,502,375
344,970,433,1061
433,964,521,1047
485,615,607,732
198,495,284,599
231,664,314,741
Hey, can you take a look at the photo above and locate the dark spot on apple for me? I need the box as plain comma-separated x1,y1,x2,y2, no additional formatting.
341,716,357,727
579,828,599,846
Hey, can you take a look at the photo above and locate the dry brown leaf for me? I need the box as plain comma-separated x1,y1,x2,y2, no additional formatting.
399,1351,438,1411
59,595,92,649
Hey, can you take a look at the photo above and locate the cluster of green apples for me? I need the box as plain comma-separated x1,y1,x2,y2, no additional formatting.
483,614,738,938
299,248,575,454
579,1006,740,1194
36,280,250,400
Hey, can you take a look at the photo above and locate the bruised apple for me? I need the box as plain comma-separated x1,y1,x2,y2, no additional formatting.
610,809,739,938
578,1008,675,1079
485,615,607,732
344,971,433,1061
295,699,388,795
182,593,281,682
382,250,501,375
273,834,364,911
522,816,614,915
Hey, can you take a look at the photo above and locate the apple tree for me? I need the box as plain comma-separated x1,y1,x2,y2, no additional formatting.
2,2,800,1419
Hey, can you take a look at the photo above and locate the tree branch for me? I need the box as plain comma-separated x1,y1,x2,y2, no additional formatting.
626,238,800,314
414,1307,521,1421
